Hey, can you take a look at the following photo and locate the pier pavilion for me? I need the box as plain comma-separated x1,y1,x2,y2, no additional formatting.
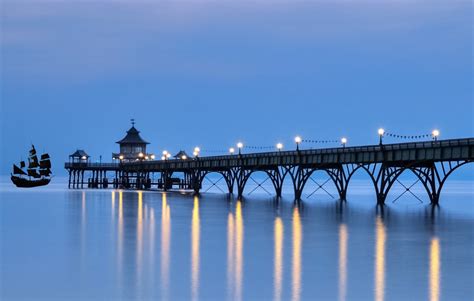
112,120,154,162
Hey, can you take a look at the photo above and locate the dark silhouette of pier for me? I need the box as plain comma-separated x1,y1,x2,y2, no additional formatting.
65,138,473,205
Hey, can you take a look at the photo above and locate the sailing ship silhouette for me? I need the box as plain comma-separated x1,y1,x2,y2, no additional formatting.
11,145,52,188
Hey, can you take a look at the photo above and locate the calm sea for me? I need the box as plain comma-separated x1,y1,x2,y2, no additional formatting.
1,177,473,301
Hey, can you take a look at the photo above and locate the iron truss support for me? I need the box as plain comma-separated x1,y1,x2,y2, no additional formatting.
194,169,236,195
288,166,315,201
410,160,471,205
325,164,359,201
233,166,290,198
360,163,406,206
235,168,253,198
265,167,289,198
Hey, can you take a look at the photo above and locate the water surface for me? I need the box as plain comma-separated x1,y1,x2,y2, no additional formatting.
1,179,473,300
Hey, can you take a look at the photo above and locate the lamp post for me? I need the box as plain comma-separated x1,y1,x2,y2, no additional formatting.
295,136,302,151
341,137,347,148
237,142,243,155
163,151,169,161
150,154,155,160
229,147,235,155
276,143,283,152
119,155,124,164
432,129,440,141
378,128,385,145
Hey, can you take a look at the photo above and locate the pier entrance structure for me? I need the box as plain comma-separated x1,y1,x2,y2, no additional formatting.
65,137,474,205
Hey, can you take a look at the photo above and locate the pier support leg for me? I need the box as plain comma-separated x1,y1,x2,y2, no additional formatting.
288,166,314,202
267,167,288,198
68,170,72,189
410,161,470,205
361,163,405,206
325,164,359,201
235,168,252,198
191,170,203,195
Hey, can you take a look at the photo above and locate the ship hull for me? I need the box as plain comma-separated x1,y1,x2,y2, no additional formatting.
11,175,50,188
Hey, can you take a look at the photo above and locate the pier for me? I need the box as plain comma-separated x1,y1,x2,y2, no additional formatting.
64,123,473,205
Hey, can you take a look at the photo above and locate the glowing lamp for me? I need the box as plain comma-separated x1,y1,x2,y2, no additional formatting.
294,136,302,144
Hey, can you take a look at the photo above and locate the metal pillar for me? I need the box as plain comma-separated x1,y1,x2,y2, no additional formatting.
411,161,470,205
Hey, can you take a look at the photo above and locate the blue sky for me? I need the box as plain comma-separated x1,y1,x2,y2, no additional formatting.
1,0,473,176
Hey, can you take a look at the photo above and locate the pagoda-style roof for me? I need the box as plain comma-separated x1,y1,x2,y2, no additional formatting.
116,125,149,145
70,149,89,158
174,150,189,159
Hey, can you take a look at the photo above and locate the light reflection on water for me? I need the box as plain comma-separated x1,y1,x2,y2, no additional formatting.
292,206,302,301
374,216,386,301
235,201,244,301
191,196,200,301
227,208,235,300
161,193,171,300
136,191,143,297
339,223,348,301
1,184,472,300
430,237,440,301
274,216,283,301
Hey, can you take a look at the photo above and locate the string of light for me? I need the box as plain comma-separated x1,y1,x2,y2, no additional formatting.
245,145,275,150
302,139,339,144
383,132,432,139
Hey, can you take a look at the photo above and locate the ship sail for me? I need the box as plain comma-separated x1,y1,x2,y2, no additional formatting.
29,157,39,168
27,168,41,178
29,145,37,156
20,161,26,168
39,168,51,176
13,164,27,175
40,154,51,169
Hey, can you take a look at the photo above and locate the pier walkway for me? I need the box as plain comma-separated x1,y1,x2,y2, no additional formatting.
65,138,474,204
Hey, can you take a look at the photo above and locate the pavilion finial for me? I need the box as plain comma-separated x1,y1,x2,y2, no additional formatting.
131,118,135,127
